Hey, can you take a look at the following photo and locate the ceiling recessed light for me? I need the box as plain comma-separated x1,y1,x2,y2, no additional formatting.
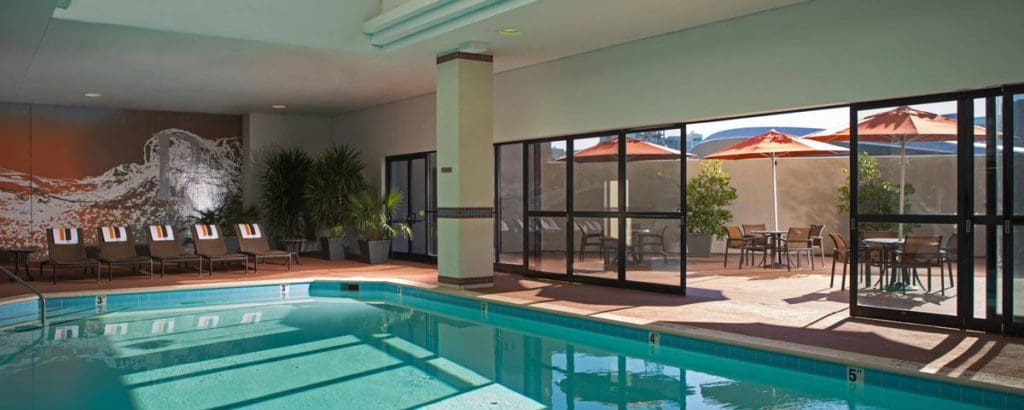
498,28,520,36
84,92,102,98
272,105,287,109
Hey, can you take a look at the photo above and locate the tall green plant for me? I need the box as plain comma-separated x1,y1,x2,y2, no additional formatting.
261,148,313,238
838,152,916,234
304,145,366,236
347,188,412,241
685,160,738,239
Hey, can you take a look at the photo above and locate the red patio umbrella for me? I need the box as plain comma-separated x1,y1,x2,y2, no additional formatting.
559,137,684,162
805,106,986,236
704,130,848,230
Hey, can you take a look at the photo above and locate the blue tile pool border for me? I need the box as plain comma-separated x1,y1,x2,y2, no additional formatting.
1,279,1020,409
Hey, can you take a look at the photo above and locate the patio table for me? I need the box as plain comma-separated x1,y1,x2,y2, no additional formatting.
2,247,36,281
749,230,787,269
861,238,911,291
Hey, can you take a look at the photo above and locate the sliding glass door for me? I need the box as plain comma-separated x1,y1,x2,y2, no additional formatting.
495,128,686,294
849,87,1023,335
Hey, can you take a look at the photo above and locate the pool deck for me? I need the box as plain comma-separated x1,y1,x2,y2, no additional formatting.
2,257,1022,393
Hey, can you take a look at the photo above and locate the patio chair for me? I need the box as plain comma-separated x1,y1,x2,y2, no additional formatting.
938,233,957,290
741,224,769,247
147,225,201,277
723,226,755,268
40,228,100,284
190,224,248,275
893,235,943,293
828,233,854,289
576,221,606,261
233,223,292,272
809,224,826,266
96,226,153,281
778,226,814,271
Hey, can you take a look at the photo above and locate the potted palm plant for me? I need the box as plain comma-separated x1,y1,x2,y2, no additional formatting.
685,160,737,257
260,148,314,243
304,145,366,260
347,188,412,264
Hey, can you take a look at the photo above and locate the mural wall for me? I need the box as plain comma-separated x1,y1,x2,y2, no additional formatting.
0,103,242,257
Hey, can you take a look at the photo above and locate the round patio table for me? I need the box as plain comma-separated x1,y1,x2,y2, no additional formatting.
2,247,37,281
279,239,304,265
861,238,909,291
749,230,787,269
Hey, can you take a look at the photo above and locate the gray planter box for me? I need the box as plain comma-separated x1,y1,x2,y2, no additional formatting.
686,233,713,257
320,237,347,260
359,240,392,264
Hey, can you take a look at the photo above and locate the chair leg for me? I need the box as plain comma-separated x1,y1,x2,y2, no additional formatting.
723,246,730,268
52,265,56,285
244,257,249,274
287,255,292,272
830,256,837,287
841,261,848,291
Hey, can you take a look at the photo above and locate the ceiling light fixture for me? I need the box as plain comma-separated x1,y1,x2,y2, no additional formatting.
272,105,287,109
84,92,102,98
498,28,521,36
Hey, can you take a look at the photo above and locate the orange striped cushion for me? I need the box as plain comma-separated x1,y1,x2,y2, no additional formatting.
52,228,79,245
194,224,219,240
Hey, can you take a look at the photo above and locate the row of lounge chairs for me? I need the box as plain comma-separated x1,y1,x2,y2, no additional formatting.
40,224,292,284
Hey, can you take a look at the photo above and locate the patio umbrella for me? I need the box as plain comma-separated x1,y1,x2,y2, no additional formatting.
559,136,683,162
805,106,986,235
704,130,848,231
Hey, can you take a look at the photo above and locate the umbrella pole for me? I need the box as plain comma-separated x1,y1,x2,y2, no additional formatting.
771,154,779,231
898,140,906,238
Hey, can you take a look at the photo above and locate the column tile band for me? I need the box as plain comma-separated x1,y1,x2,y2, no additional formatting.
436,51,494,65
437,207,494,219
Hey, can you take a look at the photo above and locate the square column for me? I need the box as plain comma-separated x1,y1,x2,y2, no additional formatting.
436,52,494,288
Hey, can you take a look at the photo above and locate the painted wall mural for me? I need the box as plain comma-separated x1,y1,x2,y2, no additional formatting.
0,103,242,258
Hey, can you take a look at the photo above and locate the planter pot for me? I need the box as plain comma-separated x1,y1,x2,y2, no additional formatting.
359,240,392,264
320,237,347,261
686,233,713,257
224,237,240,253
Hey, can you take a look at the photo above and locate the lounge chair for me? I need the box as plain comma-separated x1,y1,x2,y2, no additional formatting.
232,223,292,271
147,225,201,277
190,224,248,275
40,228,100,284
96,226,153,281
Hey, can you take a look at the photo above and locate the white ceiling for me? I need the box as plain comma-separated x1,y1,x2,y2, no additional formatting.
0,0,807,115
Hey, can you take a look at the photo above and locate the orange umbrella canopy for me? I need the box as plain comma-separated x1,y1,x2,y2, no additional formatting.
703,130,846,231
560,137,683,162
804,105,985,143
703,129,847,160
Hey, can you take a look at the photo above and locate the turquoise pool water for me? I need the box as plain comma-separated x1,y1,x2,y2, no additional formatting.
0,283,1013,409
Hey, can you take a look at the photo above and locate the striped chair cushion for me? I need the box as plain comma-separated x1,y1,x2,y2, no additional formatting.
101,226,128,243
149,225,175,242
238,223,262,239
52,228,79,245
195,224,219,240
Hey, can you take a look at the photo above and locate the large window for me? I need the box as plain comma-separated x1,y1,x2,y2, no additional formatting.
497,129,684,292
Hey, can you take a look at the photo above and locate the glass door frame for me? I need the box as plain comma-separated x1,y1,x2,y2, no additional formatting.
385,151,437,263
1003,84,1023,337
494,125,687,295
847,86,1022,334
848,91,970,329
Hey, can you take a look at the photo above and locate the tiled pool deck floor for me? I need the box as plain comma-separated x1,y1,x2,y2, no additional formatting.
2,256,1022,393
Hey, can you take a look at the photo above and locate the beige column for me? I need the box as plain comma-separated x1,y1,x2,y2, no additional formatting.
435,51,494,288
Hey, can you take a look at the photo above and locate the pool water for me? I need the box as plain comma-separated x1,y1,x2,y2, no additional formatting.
0,289,993,409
